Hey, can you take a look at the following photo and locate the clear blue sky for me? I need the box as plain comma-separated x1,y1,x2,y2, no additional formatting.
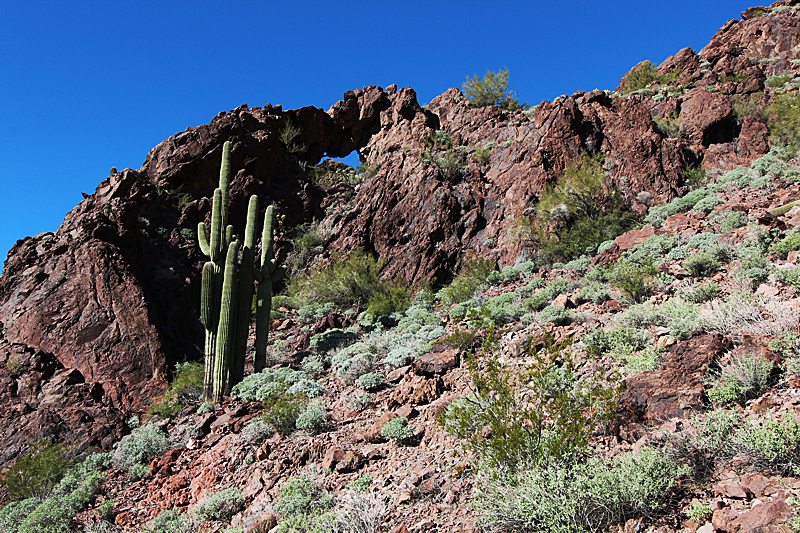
1,0,758,262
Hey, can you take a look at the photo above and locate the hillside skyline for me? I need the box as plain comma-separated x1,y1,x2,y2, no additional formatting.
1,0,756,260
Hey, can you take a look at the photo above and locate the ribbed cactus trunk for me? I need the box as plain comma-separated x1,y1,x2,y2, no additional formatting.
255,205,285,372
198,140,284,403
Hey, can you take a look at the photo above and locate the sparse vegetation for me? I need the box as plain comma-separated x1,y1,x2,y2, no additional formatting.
462,68,519,109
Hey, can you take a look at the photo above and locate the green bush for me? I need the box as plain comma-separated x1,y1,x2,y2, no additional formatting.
279,119,306,154
295,402,328,434
462,68,519,109
436,254,495,306
357,372,385,391
309,328,357,353
441,331,618,469
669,409,800,477
150,362,204,418
239,417,275,443
768,92,800,154
770,231,800,258
380,417,415,440
539,305,572,325
15,470,105,533
231,367,308,401
142,509,193,533
534,153,637,262
366,284,411,317
193,487,244,522
0,440,72,502
112,423,168,474
263,395,306,436
576,282,610,304
620,61,678,94
0,498,42,533
274,478,334,520
286,249,386,308
285,223,325,275
683,282,720,303
471,143,493,164
707,352,772,406
474,447,686,533
683,251,723,277
609,259,659,304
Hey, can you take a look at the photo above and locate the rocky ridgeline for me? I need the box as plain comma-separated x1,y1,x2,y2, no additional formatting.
2,1,800,531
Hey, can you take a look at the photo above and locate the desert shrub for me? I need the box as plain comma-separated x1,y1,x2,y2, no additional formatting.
608,259,659,304
685,500,713,523
239,417,275,443
296,302,337,324
770,331,799,358
768,92,800,154
15,468,105,533
142,509,194,533
669,409,800,477
357,373,384,391
733,91,769,123
564,255,591,274
286,249,386,308
279,120,306,153
193,487,244,522
707,352,772,406
700,292,799,336
683,251,722,277
717,210,748,232
484,292,524,324
396,306,440,334
691,194,722,213
474,447,686,533
150,362,204,418
285,223,325,275
263,395,307,436
643,187,714,227
683,282,720,303
437,254,495,306
231,367,308,401
620,61,678,94
295,402,328,434
539,305,572,325
462,68,519,109
449,299,481,321
441,331,618,469
274,477,334,520
626,234,677,265
309,328,357,353
380,417,415,440
471,143,493,164
0,498,42,533
622,345,664,376
576,282,610,304
365,284,411,317
0,440,72,502
112,423,168,473
534,153,637,261
770,231,800,258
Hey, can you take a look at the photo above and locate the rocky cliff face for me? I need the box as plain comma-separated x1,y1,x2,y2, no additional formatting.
0,1,797,462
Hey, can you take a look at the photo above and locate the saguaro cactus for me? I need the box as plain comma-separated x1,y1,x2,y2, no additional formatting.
255,205,285,372
198,140,283,403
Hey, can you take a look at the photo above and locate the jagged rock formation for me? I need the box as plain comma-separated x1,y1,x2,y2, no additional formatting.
0,1,797,466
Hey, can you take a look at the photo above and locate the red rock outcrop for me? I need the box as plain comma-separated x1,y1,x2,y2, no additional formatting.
0,1,796,464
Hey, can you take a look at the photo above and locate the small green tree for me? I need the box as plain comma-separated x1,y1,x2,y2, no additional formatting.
0,440,72,502
462,68,519,109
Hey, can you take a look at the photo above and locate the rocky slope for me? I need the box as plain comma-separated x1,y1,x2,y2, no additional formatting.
1,1,800,531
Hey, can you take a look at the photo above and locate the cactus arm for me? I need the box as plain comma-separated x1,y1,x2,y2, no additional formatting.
231,196,259,387
198,222,211,257
219,141,232,233
209,188,223,260
212,240,239,403
254,205,278,373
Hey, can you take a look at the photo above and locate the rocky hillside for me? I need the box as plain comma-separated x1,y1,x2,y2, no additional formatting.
2,1,800,532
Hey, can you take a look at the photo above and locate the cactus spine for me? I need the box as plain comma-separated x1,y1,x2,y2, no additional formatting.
198,141,282,402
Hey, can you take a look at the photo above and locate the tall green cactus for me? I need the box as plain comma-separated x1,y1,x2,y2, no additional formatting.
255,205,285,372
198,140,284,402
